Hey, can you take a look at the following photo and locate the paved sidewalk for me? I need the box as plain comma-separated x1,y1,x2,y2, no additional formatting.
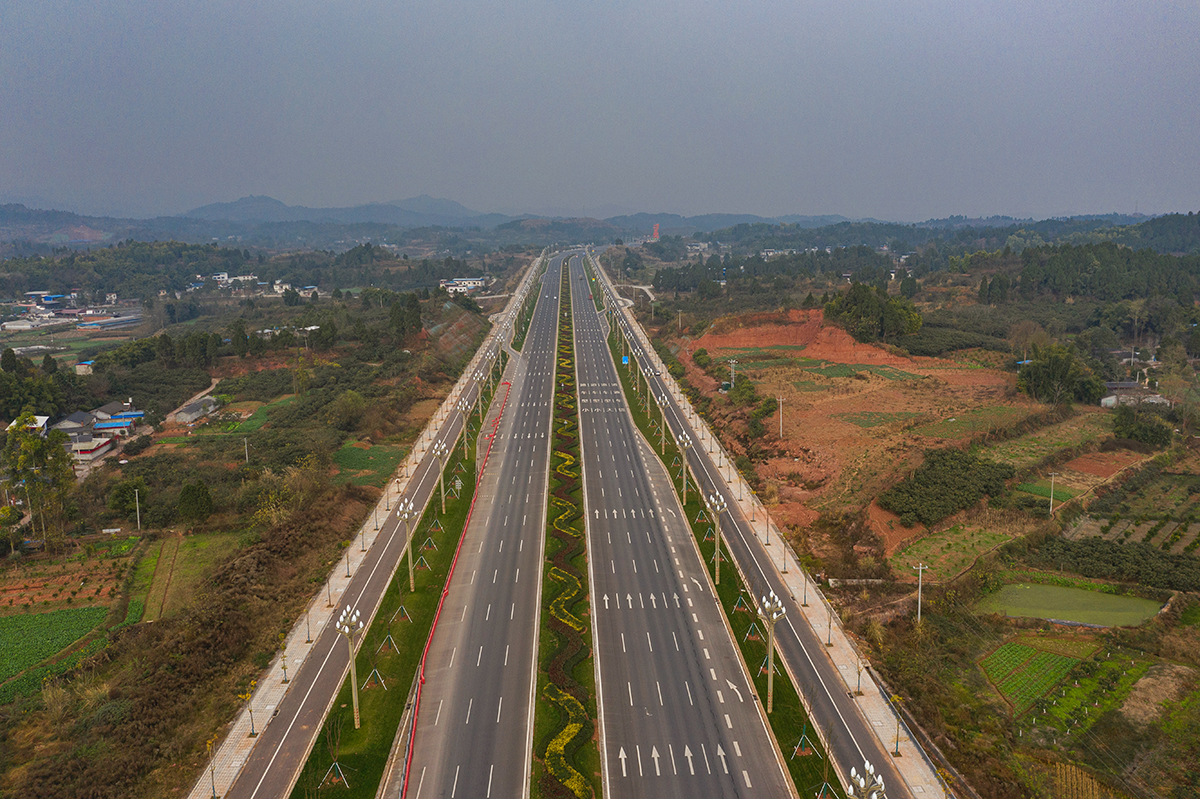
591,251,948,799
189,255,546,799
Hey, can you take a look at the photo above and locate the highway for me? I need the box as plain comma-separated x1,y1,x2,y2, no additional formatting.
589,250,915,799
397,254,564,799
568,254,795,799
220,261,534,799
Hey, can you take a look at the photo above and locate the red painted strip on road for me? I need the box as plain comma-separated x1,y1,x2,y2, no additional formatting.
402,380,512,798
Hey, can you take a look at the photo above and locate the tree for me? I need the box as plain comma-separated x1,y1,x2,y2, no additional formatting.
2,412,74,551
229,319,250,358
177,480,214,521
0,349,16,374
283,288,301,306
1112,406,1171,447
1017,344,1105,406
1008,320,1048,361
40,354,57,375
108,477,148,519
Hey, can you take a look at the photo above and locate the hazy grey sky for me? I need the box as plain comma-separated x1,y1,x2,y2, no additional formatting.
2,0,1196,221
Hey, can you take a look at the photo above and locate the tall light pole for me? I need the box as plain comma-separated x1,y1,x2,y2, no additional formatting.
658,393,668,453
913,562,928,624
777,396,784,438
677,433,693,505
757,591,786,713
336,606,365,729
399,498,416,593
134,488,141,532
705,492,728,585
458,397,472,460
475,372,487,425
1049,472,1060,516
432,440,448,514
729,358,738,388
849,761,887,799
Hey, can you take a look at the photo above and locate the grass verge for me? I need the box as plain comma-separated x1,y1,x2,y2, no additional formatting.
289,373,500,799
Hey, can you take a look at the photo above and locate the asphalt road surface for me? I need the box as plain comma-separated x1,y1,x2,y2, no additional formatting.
590,252,915,799
222,271,519,799
399,254,564,799
569,254,795,799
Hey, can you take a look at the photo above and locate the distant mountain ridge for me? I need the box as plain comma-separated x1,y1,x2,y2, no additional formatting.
185,194,516,229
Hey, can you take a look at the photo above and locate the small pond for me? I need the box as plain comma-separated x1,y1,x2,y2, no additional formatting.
976,583,1161,627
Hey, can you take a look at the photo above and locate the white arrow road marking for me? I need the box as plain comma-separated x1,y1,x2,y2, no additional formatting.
683,745,695,774
651,747,661,776
673,593,680,607
618,748,627,777
717,745,729,774
603,595,610,609
650,594,657,609
691,577,704,592
626,593,633,608
726,679,744,703
594,509,599,518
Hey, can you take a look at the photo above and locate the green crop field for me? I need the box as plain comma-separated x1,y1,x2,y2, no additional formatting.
0,606,108,685
836,411,921,429
913,406,1028,439
1016,481,1080,501
890,524,1015,581
976,583,1162,627
979,413,1112,469
981,642,1079,714
333,442,407,487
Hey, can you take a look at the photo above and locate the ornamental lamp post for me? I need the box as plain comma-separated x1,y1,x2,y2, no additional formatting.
677,432,693,505
336,606,365,729
658,393,668,454
432,440,449,514
705,492,728,585
458,398,472,459
757,591,786,713
399,498,416,593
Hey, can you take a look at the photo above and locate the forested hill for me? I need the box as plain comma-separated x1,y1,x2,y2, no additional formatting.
0,241,508,301
706,211,1200,256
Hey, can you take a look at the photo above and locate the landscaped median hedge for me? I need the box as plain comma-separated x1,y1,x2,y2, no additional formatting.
532,265,599,799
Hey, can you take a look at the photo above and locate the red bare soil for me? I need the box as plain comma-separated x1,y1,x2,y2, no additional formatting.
1065,449,1144,479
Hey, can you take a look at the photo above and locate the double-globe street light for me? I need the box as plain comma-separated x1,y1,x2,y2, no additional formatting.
398,497,417,593
756,591,786,713
705,492,728,585
432,440,449,515
335,606,365,729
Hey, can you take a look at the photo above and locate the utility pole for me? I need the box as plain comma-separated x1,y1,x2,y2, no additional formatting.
244,437,249,464
1049,472,1060,515
777,396,784,438
913,562,928,624
135,489,141,532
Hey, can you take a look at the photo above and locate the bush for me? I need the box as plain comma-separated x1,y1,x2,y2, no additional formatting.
878,448,1015,527
122,436,152,456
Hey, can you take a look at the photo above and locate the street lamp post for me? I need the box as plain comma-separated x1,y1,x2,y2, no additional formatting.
281,653,289,684
677,433,693,505
336,606,365,729
705,493,728,585
458,398,472,460
658,393,668,454
432,440,449,514
399,498,416,593
757,592,786,713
